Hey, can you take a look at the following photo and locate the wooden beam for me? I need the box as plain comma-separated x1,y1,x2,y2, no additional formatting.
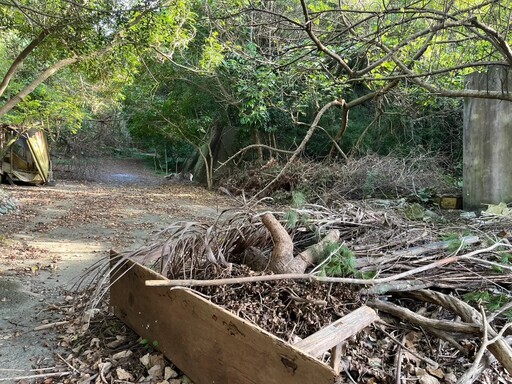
294,306,379,358
330,344,342,373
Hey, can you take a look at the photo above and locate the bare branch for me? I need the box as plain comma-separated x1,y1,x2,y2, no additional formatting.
470,17,512,66
215,144,295,172
249,98,344,201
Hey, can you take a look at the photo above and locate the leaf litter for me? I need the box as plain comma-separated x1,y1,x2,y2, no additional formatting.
1,158,512,383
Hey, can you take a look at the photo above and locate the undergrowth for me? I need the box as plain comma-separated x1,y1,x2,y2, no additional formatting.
218,153,460,205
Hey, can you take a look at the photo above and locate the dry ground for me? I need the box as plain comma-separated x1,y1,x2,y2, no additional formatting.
0,158,233,382
1,157,511,384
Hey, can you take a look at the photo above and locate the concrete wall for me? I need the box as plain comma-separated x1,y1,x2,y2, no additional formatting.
463,66,512,211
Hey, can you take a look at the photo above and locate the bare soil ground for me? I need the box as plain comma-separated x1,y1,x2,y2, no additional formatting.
0,158,233,383
1,157,511,384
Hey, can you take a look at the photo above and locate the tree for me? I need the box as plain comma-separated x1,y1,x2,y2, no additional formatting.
0,0,198,128
204,0,512,160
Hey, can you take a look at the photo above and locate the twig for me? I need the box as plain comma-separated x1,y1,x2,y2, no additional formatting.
0,371,72,381
457,308,512,384
98,362,109,384
402,290,512,375
355,236,480,268
369,300,480,335
248,99,344,202
0,367,57,372
394,334,404,384
378,325,439,368
146,240,509,287
488,300,512,323
56,353,80,375
33,320,69,331
427,327,466,353
456,352,495,384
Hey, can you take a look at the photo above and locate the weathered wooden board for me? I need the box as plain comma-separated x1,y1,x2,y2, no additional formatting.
110,258,338,384
294,306,378,358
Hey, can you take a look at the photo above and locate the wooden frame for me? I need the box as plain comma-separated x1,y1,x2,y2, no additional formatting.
110,257,378,384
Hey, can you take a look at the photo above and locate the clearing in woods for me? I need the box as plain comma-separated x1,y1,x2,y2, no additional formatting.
0,157,232,380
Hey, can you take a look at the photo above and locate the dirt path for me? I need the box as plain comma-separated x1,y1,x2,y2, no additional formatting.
0,158,233,381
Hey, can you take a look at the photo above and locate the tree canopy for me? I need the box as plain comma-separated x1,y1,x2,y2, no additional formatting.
1,0,511,182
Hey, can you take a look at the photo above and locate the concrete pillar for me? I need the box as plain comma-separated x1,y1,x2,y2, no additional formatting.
463,66,512,211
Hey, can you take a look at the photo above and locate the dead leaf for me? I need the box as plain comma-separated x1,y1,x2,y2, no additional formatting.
416,367,440,384
140,353,151,368
89,337,100,348
485,202,511,216
427,366,444,379
404,331,419,348
444,372,457,383
112,350,133,360
150,353,166,368
148,364,164,379
98,361,112,373
106,335,126,348
165,367,178,380
116,367,133,381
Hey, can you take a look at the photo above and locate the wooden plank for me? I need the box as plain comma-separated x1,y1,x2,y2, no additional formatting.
110,258,337,384
330,344,342,373
294,306,378,357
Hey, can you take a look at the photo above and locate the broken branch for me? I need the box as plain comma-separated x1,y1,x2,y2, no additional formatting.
146,241,510,287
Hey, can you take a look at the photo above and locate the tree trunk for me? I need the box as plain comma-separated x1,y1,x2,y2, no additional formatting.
0,30,50,99
261,213,340,274
328,103,349,158
253,129,264,162
0,57,79,118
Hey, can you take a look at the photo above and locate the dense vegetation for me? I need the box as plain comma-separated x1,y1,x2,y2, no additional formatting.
1,0,512,188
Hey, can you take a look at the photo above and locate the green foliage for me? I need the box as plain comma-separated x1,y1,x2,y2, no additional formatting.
320,245,357,277
491,253,512,273
463,291,512,320
363,170,380,198
416,188,434,203
0,0,203,155
199,32,225,72
402,203,425,221
139,338,160,350
2,0,509,180
291,191,306,208
284,210,299,229
3,70,92,134
284,193,309,228
442,233,471,253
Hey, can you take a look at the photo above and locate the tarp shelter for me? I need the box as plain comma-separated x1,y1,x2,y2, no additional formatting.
0,124,52,185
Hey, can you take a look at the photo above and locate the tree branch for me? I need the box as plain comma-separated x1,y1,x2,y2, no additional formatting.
0,30,50,99
249,98,344,202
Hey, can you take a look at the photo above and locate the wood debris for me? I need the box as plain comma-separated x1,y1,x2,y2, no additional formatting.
105,199,512,383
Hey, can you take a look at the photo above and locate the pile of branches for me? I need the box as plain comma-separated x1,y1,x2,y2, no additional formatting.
101,200,512,383
109,201,511,291
218,154,459,202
